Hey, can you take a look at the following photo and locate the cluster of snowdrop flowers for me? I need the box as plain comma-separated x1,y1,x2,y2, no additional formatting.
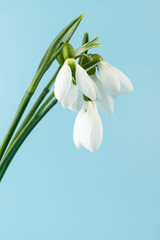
54,42,133,152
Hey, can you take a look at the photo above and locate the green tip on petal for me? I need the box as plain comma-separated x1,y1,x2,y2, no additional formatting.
83,95,92,102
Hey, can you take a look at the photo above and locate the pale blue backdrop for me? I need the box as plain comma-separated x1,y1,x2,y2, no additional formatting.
0,0,160,239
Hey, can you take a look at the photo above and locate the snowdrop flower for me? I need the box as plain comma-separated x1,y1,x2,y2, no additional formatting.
61,83,84,112
54,59,97,111
73,101,103,152
91,74,114,115
97,60,133,98
54,42,97,111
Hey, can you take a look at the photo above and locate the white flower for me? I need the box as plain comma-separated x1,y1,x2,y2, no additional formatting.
61,83,84,112
91,74,114,115
54,59,97,111
73,101,103,152
98,60,133,98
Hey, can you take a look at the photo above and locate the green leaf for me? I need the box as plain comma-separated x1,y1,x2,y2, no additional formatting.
38,14,85,72
75,37,101,56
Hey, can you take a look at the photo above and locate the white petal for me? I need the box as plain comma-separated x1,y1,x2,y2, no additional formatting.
98,61,121,95
97,95,113,115
109,93,119,99
54,61,72,101
111,65,133,94
75,62,96,100
74,101,103,152
90,74,102,101
61,83,84,112
73,110,83,149
91,74,114,115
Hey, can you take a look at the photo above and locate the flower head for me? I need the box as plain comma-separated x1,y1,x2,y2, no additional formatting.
54,41,133,152
97,60,133,98
73,101,103,152
54,58,97,111
91,73,114,115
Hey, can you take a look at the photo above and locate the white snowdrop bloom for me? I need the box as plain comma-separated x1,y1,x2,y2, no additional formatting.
54,59,96,109
73,101,103,152
61,74,102,112
98,61,133,98
91,74,114,115
61,83,84,112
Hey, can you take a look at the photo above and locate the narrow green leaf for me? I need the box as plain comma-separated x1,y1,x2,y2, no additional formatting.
38,14,85,71
75,37,100,56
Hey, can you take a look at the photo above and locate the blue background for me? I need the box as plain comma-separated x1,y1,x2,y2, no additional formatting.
0,0,160,239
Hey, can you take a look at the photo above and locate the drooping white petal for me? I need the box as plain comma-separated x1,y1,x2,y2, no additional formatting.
73,101,103,152
91,74,114,115
61,83,84,112
97,95,113,115
54,61,72,101
98,61,121,95
111,65,133,94
109,92,119,99
90,74,102,101
73,108,83,149
75,62,96,101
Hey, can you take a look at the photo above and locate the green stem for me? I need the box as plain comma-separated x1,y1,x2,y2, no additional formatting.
0,91,33,161
0,98,58,182
0,14,84,161
5,67,60,154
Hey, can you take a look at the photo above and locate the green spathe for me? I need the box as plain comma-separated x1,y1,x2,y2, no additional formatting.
62,42,75,60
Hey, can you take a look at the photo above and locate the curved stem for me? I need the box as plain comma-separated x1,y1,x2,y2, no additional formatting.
0,98,58,182
0,14,84,162
6,67,60,154
0,91,32,161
